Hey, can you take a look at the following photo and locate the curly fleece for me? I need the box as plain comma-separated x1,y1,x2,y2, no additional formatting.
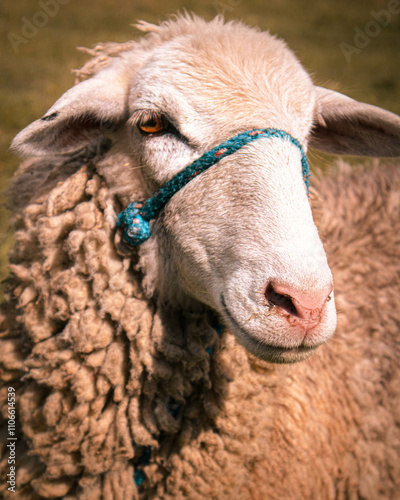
0,133,400,499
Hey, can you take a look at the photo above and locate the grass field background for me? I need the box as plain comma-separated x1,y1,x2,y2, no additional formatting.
1,0,399,288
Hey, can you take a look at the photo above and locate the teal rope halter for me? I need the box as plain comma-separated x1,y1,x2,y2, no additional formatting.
117,128,310,246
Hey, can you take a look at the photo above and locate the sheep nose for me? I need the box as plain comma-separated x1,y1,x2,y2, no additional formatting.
265,282,333,329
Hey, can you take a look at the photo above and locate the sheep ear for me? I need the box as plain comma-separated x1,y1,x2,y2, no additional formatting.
12,63,130,156
309,86,400,157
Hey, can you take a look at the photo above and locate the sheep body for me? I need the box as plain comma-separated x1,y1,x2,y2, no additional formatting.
1,143,399,499
1,16,400,500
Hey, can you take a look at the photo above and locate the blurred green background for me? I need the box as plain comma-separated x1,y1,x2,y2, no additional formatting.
1,0,399,288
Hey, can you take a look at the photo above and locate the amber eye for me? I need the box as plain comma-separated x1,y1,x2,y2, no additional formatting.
138,115,167,135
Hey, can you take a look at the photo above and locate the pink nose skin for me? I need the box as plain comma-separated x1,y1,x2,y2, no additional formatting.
265,282,333,330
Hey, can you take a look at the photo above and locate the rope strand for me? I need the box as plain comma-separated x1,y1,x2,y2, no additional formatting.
117,128,310,246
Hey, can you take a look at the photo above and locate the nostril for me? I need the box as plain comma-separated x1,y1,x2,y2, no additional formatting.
265,281,333,329
265,283,299,317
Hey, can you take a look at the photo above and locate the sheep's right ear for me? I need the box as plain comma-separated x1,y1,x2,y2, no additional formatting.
12,62,130,156
309,87,400,157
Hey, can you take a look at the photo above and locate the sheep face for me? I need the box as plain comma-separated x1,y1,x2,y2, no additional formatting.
125,38,335,363
154,140,336,364
12,17,400,363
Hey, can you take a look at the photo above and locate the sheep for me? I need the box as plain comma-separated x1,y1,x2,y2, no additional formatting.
1,14,400,500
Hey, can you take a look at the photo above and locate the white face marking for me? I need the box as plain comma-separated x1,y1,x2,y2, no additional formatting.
120,34,336,363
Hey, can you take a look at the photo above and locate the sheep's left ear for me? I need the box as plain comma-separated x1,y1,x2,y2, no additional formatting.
12,59,131,157
309,86,400,157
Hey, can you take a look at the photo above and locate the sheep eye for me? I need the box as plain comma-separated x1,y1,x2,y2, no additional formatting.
138,115,168,135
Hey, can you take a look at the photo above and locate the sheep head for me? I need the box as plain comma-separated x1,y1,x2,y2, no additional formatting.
12,15,400,363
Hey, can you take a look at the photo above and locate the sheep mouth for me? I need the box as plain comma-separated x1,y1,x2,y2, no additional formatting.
220,294,319,364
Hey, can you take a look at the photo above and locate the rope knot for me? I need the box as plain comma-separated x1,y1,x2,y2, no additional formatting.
117,202,151,246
